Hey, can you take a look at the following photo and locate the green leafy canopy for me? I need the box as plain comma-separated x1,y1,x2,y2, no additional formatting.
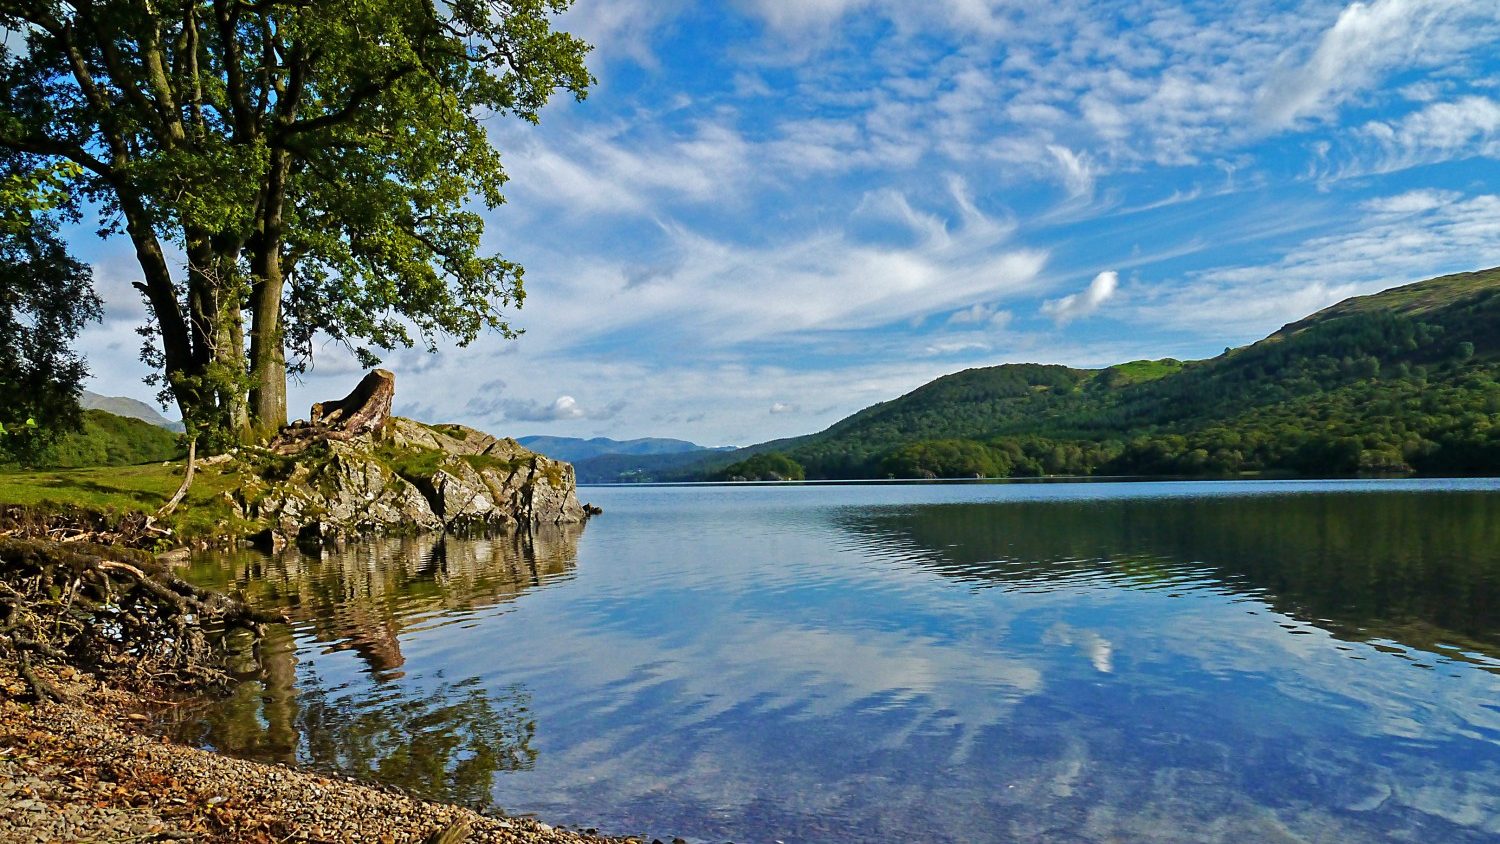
1,0,592,440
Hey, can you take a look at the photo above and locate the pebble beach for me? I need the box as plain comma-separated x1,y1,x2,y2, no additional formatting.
0,666,638,844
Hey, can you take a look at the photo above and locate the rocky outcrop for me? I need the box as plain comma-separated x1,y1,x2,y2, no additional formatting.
222,373,589,545
234,416,587,544
230,418,587,546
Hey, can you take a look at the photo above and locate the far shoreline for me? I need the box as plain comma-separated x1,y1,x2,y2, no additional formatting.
578,474,1500,488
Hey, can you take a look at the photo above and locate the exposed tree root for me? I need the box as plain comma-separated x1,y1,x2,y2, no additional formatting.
0,538,282,702
0,504,174,549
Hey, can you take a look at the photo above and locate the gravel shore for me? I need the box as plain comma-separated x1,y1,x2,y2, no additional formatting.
0,667,636,844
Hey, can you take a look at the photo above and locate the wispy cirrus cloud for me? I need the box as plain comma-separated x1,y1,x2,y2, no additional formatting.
1256,0,1448,128
1131,192,1500,337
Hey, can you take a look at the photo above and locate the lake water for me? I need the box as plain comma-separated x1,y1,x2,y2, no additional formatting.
173,479,1500,843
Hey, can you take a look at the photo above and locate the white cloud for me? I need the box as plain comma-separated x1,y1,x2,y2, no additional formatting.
506,180,1047,352
561,0,687,68
921,340,991,357
1257,0,1445,128
1130,192,1500,337
1041,271,1119,326
459,392,626,425
737,0,1012,37
769,402,796,414
737,0,868,33
946,303,1012,328
1046,145,1097,201
507,395,587,422
1358,96,1500,172
500,120,757,216
1361,189,1459,215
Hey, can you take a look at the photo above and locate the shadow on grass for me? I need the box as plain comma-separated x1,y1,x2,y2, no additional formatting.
27,475,168,506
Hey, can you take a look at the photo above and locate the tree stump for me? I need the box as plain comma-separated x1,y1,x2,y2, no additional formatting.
270,369,396,454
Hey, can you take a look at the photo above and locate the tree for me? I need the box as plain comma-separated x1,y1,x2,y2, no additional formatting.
0,161,81,232
0,214,101,465
716,453,807,482
1,0,592,445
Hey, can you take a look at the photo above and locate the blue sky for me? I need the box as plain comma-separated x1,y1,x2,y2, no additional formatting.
76,0,1500,446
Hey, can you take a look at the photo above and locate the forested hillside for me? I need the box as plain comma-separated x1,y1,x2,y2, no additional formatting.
699,267,1500,480
2,410,183,470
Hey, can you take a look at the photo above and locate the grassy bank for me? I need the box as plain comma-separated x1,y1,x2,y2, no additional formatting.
0,462,245,542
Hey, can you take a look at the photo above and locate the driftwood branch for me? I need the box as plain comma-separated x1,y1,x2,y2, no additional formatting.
156,438,197,518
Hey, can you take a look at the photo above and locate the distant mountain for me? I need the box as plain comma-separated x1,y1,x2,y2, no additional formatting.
80,390,184,432
517,435,733,463
515,436,737,484
692,266,1500,481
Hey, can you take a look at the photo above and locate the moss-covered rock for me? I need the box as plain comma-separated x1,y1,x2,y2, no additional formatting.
237,417,586,545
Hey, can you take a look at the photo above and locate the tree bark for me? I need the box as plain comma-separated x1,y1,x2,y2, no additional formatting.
186,237,251,441
247,269,287,438
247,148,291,438
120,194,202,425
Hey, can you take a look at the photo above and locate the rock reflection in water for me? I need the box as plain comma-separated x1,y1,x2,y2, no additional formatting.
172,526,582,809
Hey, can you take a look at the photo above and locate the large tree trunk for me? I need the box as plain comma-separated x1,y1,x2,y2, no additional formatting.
225,299,250,435
247,149,290,439
247,270,286,438
120,196,205,428
185,237,251,442
187,232,255,440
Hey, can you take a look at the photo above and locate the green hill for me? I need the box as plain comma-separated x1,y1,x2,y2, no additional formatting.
702,266,1500,480
21,409,184,469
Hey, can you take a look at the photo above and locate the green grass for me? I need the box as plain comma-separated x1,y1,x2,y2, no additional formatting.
376,444,447,482
463,453,528,474
375,441,532,483
1284,267,1500,326
0,461,248,540
1103,358,1186,384
0,463,187,510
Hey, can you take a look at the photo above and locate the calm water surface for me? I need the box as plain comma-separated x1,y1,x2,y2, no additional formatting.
174,479,1500,843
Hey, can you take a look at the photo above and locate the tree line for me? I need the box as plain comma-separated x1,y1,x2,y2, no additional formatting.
740,299,1500,481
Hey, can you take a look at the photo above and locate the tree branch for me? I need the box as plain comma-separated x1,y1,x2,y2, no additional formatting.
278,65,417,137
0,131,111,178
68,0,165,136
213,0,256,139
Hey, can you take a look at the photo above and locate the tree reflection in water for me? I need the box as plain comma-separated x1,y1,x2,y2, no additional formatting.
171,526,583,810
833,489,1500,667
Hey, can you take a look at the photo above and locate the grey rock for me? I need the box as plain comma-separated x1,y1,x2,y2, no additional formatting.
239,417,585,544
